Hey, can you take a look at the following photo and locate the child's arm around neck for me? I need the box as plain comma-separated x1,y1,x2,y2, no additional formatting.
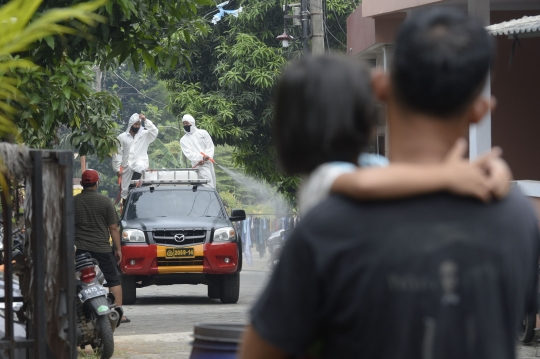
331,139,512,202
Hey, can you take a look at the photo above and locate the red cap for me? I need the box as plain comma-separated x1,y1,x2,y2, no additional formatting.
81,169,99,184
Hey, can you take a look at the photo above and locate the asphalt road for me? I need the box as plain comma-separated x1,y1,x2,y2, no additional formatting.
99,257,271,359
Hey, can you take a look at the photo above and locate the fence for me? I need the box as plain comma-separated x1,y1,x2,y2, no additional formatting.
0,146,76,359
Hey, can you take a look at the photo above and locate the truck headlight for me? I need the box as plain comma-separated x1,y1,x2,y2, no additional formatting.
213,227,236,242
122,229,145,243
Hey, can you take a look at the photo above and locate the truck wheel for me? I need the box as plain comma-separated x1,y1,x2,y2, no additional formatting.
121,274,136,305
236,240,243,273
95,315,115,359
519,312,537,343
207,284,220,299
219,273,240,304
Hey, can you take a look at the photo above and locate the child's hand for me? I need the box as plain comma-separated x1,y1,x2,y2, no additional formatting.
474,148,513,199
444,139,512,202
443,139,492,202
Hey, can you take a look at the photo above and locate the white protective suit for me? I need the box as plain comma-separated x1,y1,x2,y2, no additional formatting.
180,114,216,188
112,113,158,199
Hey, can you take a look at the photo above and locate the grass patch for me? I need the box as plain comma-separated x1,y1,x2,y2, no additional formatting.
77,348,100,359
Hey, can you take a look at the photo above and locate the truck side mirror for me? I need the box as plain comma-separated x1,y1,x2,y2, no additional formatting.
229,209,246,222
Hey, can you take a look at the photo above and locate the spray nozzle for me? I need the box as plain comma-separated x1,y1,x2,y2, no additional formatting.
201,152,217,164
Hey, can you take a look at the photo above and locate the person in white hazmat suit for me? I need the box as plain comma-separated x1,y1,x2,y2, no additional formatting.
180,114,217,188
112,113,158,199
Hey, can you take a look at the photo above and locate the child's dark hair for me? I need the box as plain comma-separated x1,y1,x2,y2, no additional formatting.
273,54,376,175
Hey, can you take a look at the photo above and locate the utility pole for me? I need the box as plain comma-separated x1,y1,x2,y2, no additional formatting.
310,0,325,55
80,67,103,174
280,0,312,54
301,0,310,53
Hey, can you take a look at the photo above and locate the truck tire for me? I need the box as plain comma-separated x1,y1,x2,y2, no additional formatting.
121,274,136,305
207,284,220,299
236,240,243,273
96,315,115,359
519,312,536,343
219,273,240,304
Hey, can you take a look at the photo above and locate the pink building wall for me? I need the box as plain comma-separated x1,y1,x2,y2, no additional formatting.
491,11,540,180
346,8,405,56
348,5,540,181
346,7,375,54
362,0,443,17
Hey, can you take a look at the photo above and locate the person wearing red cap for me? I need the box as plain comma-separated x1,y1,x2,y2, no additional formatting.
74,169,129,323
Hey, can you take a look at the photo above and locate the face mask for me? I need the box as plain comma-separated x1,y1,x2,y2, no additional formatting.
183,125,191,133
131,126,140,134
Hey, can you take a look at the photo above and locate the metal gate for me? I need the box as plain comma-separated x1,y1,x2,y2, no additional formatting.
0,146,76,359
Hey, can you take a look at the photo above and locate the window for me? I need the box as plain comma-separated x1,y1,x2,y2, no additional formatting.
126,190,224,219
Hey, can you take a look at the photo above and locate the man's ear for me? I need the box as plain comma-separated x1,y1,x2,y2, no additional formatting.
371,69,390,103
468,95,496,124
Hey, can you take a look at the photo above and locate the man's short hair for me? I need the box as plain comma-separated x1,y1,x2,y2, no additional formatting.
392,8,494,118
81,182,97,189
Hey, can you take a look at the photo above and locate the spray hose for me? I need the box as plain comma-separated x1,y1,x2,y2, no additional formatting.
114,166,122,206
201,152,217,164
193,152,218,168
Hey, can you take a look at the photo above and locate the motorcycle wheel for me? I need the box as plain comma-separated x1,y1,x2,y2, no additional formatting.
95,315,115,359
518,312,536,344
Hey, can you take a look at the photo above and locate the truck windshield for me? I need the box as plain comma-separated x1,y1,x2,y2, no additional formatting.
126,190,224,219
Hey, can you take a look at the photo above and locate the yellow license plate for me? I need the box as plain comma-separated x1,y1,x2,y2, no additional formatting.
165,248,195,258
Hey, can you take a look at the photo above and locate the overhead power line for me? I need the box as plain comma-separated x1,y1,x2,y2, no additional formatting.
323,19,347,48
112,71,168,106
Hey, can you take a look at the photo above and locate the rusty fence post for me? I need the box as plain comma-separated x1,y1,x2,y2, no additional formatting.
30,151,46,358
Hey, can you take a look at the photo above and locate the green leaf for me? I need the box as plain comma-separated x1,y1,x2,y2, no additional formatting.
105,1,113,15
44,36,55,50
61,75,69,87
131,49,140,72
141,51,156,70
183,30,191,44
194,0,214,5
63,87,71,100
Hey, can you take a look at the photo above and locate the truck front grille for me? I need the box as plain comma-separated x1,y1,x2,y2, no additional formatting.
152,229,206,246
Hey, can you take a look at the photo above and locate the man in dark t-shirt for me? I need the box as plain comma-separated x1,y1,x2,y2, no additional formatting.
74,169,128,322
240,9,540,359
247,193,539,358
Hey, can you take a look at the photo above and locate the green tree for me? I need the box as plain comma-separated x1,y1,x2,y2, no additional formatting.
1,0,215,160
2,0,215,71
0,0,109,198
14,59,120,158
161,0,359,204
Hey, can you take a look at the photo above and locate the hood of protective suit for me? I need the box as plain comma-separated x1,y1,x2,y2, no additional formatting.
183,114,198,135
127,113,141,132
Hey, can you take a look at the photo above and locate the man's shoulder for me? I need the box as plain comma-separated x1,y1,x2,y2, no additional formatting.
75,190,113,204
304,188,537,229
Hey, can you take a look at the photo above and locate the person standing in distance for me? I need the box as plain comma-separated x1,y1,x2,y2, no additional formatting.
74,170,130,323
112,113,158,202
180,114,217,188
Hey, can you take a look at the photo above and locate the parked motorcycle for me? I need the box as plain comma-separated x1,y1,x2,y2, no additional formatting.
266,229,291,270
0,222,24,264
75,252,121,359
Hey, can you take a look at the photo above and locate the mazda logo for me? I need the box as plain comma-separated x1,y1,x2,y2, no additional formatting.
174,234,185,243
